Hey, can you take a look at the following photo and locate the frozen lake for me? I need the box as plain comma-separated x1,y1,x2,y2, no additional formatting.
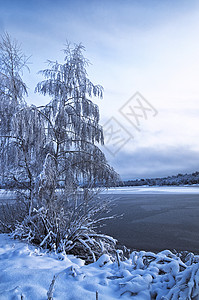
99,186,199,253
1,186,199,254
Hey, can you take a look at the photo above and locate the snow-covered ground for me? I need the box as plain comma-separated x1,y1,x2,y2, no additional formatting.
103,186,199,194
1,234,199,299
1,186,199,299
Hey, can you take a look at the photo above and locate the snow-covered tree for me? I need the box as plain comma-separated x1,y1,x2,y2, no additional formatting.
0,33,29,187
23,43,119,258
0,34,45,215
34,43,118,200
0,33,28,134
0,38,119,261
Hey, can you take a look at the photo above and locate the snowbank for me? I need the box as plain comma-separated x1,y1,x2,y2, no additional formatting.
1,234,199,299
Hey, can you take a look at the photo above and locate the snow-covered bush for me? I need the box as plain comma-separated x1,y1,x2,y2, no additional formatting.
12,188,117,262
45,247,199,299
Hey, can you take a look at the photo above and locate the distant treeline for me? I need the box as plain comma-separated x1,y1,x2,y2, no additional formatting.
119,171,199,187
2,171,199,189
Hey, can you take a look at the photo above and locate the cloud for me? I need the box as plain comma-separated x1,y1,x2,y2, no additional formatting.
105,146,199,180
1,0,199,178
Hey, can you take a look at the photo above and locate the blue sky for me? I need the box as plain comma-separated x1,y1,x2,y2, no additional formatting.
1,0,199,179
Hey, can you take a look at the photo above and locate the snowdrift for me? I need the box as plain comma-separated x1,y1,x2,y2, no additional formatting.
1,234,199,299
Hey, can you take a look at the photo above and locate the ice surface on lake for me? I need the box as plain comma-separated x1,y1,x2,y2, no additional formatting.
104,186,199,194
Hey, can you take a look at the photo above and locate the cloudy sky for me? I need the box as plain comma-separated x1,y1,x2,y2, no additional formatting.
1,0,199,180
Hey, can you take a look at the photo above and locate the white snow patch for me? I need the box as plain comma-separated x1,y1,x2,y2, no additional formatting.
1,234,199,299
